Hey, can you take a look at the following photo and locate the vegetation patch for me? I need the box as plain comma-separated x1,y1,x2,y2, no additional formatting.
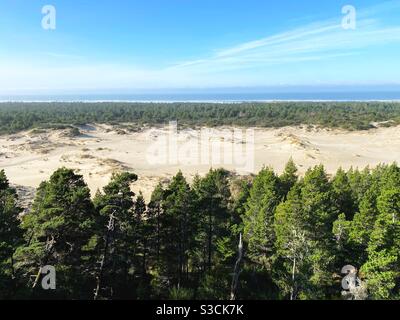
1,102,400,134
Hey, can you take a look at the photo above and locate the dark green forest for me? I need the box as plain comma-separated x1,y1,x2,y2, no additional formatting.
1,161,399,300
1,101,400,133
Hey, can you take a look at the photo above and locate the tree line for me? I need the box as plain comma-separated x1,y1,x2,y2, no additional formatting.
0,160,399,299
1,101,400,134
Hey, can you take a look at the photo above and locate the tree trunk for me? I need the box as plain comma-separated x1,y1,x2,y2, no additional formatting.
207,212,212,270
157,206,160,264
230,233,243,300
32,235,55,289
94,212,115,300
290,256,296,301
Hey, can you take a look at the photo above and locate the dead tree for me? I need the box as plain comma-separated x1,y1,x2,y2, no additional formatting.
230,233,243,300
94,211,116,300
32,235,56,289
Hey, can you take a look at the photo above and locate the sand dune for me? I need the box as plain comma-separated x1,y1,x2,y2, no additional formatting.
1,123,399,201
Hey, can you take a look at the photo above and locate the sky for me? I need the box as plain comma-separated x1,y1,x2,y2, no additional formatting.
0,0,400,95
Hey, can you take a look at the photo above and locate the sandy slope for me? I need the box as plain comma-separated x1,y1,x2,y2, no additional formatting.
1,123,399,201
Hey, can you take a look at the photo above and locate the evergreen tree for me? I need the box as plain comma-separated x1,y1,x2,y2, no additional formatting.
274,184,310,300
0,170,23,299
193,169,232,272
349,188,380,266
146,184,164,270
2,161,399,300
158,171,197,290
279,158,298,199
243,167,280,269
15,168,97,299
332,168,356,219
332,213,352,268
348,164,399,266
93,171,138,299
135,192,147,276
230,177,251,232
133,192,153,298
361,188,400,299
300,166,339,298
274,166,339,299
193,169,234,299
346,167,372,206
300,165,338,241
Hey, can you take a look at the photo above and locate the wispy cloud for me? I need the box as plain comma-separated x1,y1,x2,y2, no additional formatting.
169,1,400,73
1,1,400,93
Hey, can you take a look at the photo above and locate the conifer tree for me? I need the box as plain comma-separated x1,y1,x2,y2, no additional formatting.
0,170,23,299
2,161,400,300
279,158,298,199
193,169,235,299
274,166,339,299
332,168,356,219
147,184,164,268
274,183,310,300
243,167,280,269
361,188,400,299
193,169,232,271
93,171,138,299
349,188,379,266
15,168,97,299
159,171,197,289
134,192,147,276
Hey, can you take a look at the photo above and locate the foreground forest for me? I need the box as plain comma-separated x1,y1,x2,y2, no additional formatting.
1,101,400,133
1,160,399,300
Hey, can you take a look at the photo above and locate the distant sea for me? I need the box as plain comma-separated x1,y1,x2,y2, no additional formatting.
1,91,400,102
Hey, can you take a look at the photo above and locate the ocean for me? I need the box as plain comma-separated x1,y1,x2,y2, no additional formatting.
1,91,400,102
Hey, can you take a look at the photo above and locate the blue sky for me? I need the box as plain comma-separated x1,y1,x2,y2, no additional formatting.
0,0,400,94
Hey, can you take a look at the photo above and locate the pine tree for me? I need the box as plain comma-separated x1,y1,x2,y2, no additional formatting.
193,169,232,272
300,166,339,298
0,170,23,299
133,191,154,298
93,171,138,299
158,171,197,289
274,166,339,299
332,168,356,219
348,165,399,266
332,213,352,268
243,167,280,269
147,184,164,269
15,168,97,299
349,188,379,266
301,165,339,241
274,184,310,300
134,192,147,276
347,166,372,206
3,161,400,300
361,188,400,299
230,177,251,231
279,158,298,199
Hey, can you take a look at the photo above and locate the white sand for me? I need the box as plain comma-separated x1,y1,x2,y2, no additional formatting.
1,123,399,201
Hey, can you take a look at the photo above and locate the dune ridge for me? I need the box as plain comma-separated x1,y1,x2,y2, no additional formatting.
1,123,399,201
